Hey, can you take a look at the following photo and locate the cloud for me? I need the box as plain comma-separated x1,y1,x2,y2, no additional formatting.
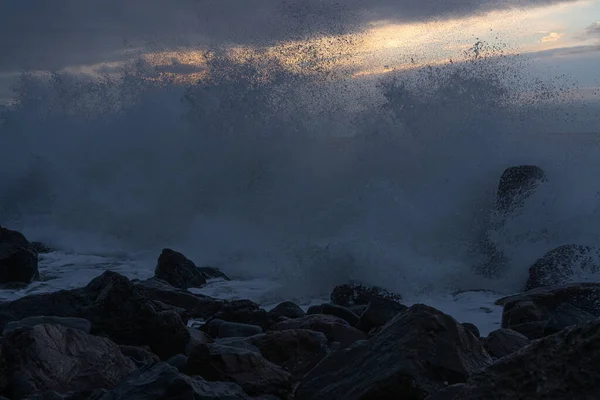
586,21,600,37
541,32,565,42
0,0,582,72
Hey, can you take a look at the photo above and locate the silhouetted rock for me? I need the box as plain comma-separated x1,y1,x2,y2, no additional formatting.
217,321,263,338
294,304,492,400
0,244,38,285
0,271,190,359
165,354,188,372
268,301,305,320
198,266,231,281
3,316,92,336
0,324,136,399
330,283,402,307
271,314,366,348
185,327,213,355
307,303,360,326
207,299,274,330
247,329,328,380
215,337,261,353
496,282,600,339
526,244,600,290
430,320,600,399
461,322,480,338
0,227,28,247
483,329,529,359
154,249,206,289
119,345,160,368
186,343,293,398
356,296,408,333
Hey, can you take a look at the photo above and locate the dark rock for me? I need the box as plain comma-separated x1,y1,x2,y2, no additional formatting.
154,248,206,289
0,324,137,399
198,266,231,281
133,277,223,319
3,316,92,336
526,244,600,290
218,321,263,338
331,283,402,307
271,314,366,348
461,323,480,338
215,337,261,353
544,302,596,335
268,301,305,320
165,354,188,372
185,327,213,355
119,345,160,368
0,271,190,359
207,300,274,330
247,329,328,380
497,282,600,339
356,297,408,333
204,319,228,338
307,303,360,326
348,305,367,316
0,243,38,285
432,320,600,399
495,165,546,216
0,227,29,247
100,362,253,400
483,329,529,359
186,343,293,398
294,304,492,400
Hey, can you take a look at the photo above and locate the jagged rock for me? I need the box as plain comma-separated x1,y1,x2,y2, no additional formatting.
271,314,366,348
544,302,596,335
483,329,529,359
0,244,38,285
429,320,600,399
3,316,92,336
0,324,137,399
526,245,600,290
119,345,160,368
133,277,223,319
206,300,274,330
461,323,480,338
331,283,402,307
186,343,293,398
185,327,213,355
294,304,492,400
154,249,206,289
307,303,360,326
356,297,408,333
0,271,190,359
268,302,305,320
198,266,231,281
496,282,600,339
247,329,328,380
217,321,263,338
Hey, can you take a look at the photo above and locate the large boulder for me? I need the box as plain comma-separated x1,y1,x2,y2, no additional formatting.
246,329,329,380
330,284,402,307
526,244,600,290
267,302,305,320
270,314,366,348
482,329,529,359
119,345,160,368
205,300,274,330
0,324,137,399
186,343,293,398
0,245,38,285
294,304,492,400
154,249,206,289
0,271,190,359
429,319,600,399
307,303,360,326
356,296,408,333
496,282,600,339
2,316,91,336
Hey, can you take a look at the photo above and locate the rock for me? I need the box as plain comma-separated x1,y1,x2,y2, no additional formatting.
294,304,492,400
271,314,366,348
348,305,367,316
0,243,38,285
268,302,305,320
133,277,223,319
356,297,408,333
543,302,596,335
185,327,213,355
198,266,231,281
247,329,328,380
3,316,92,336
307,303,360,326
99,362,253,400
0,324,137,399
483,329,529,359
495,165,546,216
0,271,190,359
207,300,274,330
165,354,188,372
432,320,600,399
0,227,28,246
204,319,228,338
119,345,160,368
154,248,206,289
215,337,261,353
186,343,293,398
218,321,263,338
331,283,402,307
461,323,480,338
497,282,600,339
526,244,600,290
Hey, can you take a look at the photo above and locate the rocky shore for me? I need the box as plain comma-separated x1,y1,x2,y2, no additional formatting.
0,165,598,399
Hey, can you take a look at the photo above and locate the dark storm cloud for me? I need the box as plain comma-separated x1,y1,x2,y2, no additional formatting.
0,0,581,72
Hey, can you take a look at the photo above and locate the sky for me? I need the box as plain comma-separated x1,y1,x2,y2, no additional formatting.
0,0,599,103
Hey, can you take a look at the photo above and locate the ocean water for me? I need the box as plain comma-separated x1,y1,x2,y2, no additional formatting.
1,44,599,335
